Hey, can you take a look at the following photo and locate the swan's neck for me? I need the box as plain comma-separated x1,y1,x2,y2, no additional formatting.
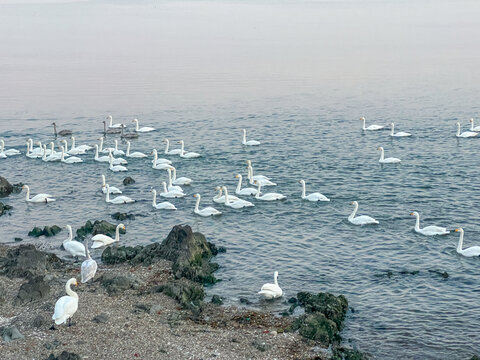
242,131,247,143
164,140,169,153
95,146,99,159
214,188,222,199
26,142,30,155
42,146,47,160
471,120,475,131
195,196,200,211
162,182,168,193
103,122,106,133
153,150,157,163
224,188,229,202
24,186,30,201
414,213,420,230
65,281,78,299
66,226,72,242
274,274,278,286
102,176,106,186
172,167,177,180
135,120,139,131
63,141,68,152
126,142,131,156
248,166,254,182
301,182,306,198
180,142,185,155
85,238,91,259
60,147,65,161
362,118,366,130
349,203,359,220
105,189,110,202
390,124,394,136
236,176,242,192
457,231,464,252
71,137,76,149
168,171,174,187
99,138,104,151
379,148,384,161
115,226,121,242
50,142,55,152
456,123,461,136
255,183,262,198
109,117,113,126
53,123,57,135
115,140,119,151
152,191,157,206
0,141,4,152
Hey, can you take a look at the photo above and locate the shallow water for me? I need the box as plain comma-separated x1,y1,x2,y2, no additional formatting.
1,1,480,359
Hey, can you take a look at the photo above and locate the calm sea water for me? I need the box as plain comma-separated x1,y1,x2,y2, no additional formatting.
1,1,480,359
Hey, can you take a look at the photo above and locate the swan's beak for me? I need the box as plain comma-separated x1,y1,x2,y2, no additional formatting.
455,229,460,232
74,280,78,287
21,185,26,189
409,212,414,216
193,194,197,198
235,175,239,178
350,201,355,205
122,226,126,230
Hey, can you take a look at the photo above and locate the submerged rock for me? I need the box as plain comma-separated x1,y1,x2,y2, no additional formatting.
27,225,62,238
2,325,24,343
154,278,205,312
0,244,62,278
111,212,135,221
14,276,51,305
0,201,12,216
123,177,135,185
0,176,13,197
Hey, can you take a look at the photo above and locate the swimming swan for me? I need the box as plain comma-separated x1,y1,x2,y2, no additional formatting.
63,225,86,257
377,146,401,164
194,193,221,216
91,223,125,248
133,118,155,132
151,149,173,170
163,139,181,155
106,115,125,129
52,122,72,137
348,201,378,225
52,278,78,326
126,141,147,158
151,189,177,210
22,185,55,203
456,122,478,138
160,181,185,198
410,211,449,235
71,136,92,152
258,271,282,299
242,129,260,146
235,174,258,195
60,146,83,164
101,175,122,194
300,179,329,201
390,123,412,137
254,182,285,201
167,168,183,192
0,139,20,156
247,165,276,186
223,186,255,208
104,185,134,204
109,154,128,172
81,238,97,283
469,118,480,132
171,167,193,185
178,140,201,158
113,139,125,156
455,228,480,257
94,145,110,162
361,117,384,131
213,186,239,203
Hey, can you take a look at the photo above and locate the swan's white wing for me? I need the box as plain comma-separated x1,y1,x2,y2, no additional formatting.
64,241,86,257
53,296,78,324
460,246,480,257
81,259,98,283
421,226,449,235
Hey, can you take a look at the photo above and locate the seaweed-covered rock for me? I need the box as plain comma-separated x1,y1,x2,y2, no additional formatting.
0,176,13,197
332,346,369,360
2,325,24,343
0,244,62,278
111,212,135,221
155,278,204,311
101,245,143,265
0,201,12,216
15,276,51,305
76,220,125,240
211,295,224,305
123,177,135,185
11,183,24,194
28,225,62,238
292,312,338,345
99,273,139,296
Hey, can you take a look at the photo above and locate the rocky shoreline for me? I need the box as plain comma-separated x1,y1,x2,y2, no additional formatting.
0,216,366,359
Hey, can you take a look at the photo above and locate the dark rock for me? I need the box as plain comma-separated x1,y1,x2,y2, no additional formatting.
2,325,24,343
211,295,224,305
92,313,109,324
101,245,143,265
0,281,5,304
99,273,139,296
11,183,24,194
0,244,63,278
251,338,271,352
32,314,50,328
47,351,82,360
28,225,62,237
123,177,135,185
288,297,298,304
471,356,480,360
75,220,94,240
239,297,252,305
14,237,23,242
292,312,339,345
15,276,51,305
43,339,61,350
0,176,13,197
0,201,12,216
133,303,151,313
332,346,369,360
154,278,204,312
208,242,226,256
428,270,449,279
76,220,125,240
111,212,135,221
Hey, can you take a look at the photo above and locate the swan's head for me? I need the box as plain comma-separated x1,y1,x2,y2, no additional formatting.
106,115,112,120
377,147,383,151
299,179,305,184
455,228,463,233
360,117,365,121
52,122,56,126
215,186,220,190
410,211,419,217
151,188,156,194
351,201,358,206
68,278,78,287
133,118,138,123
235,174,241,178
65,225,72,231
242,129,246,133
98,137,104,141
274,271,279,280
94,144,99,149
163,139,168,142
118,224,126,231
150,149,157,155
177,140,184,144
246,160,251,165
193,194,199,198
456,122,460,127
21,185,29,190
470,118,474,123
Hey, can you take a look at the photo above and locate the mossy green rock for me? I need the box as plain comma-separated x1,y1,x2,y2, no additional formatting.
292,312,339,345
297,291,348,330
155,278,205,311
332,346,369,360
101,245,144,265
28,225,61,237
76,220,125,240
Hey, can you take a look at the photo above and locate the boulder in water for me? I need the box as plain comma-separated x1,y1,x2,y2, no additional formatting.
123,177,135,185
0,176,13,197
27,225,62,238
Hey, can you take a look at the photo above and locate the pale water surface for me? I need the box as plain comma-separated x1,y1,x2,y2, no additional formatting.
1,1,480,359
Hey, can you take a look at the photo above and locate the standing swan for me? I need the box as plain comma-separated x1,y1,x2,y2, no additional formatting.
194,193,221,216
258,271,282,299
126,141,147,158
235,174,258,195
456,122,478,138
52,278,78,327
377,146,401,164
360,117,384,131
104,185,134,204
63,225,86,257
299,179,329,201
469,118,480,132
163,139,181,155
133,118,155,132
22,185,55,203
178,140,201,158
455,228,480,257
81,238,97,283
242,129,260,146
91,224,125,248
101,175,122,194
52,122,72,137
151,189,176,210
348,201,378,225
390,123,412,137
410,212,449,235
254,182,285,201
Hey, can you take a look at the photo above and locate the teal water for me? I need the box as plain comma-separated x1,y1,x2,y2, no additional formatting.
1,1,480,359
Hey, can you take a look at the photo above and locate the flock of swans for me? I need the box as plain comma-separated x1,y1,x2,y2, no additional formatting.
2,115,480,326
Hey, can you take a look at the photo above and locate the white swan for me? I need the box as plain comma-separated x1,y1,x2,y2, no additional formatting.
60,146,83,164
235,174,258,195
101,175,122,194
91,223,125,248
71,136,92,151
113,139,125,156
160,181,185,198
254,182,285,201
63,225,86,257
299,179,329,201
106,115,124,129
178,140,201,158
223,186,254,208
98,137,115,154
469,118,480,132
163,139,181,155
360,117,384,131
348,201,378,225
194,193,221,216
247,166,276,187
108,151,127,165
171,167,193,186
377,146,401,164
22,185,55,203
62,139,86,156
410,212,449,235
455,228,480,257
44,142,63,161
52,278,78,326
29,139,44,155
166,168,183,192
36,140,52,155
213,186,239,203
456,122,477,138
133,118,155,132
0,139,20,156
390,123,412,137
81,238,97,283
109,155,128,172
105,185,134,204
258,271,282,299
151,149,173,170
94,144,110,162
26,141,41,159
151,189,176,210
242,129,260,146
126,141,147,158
